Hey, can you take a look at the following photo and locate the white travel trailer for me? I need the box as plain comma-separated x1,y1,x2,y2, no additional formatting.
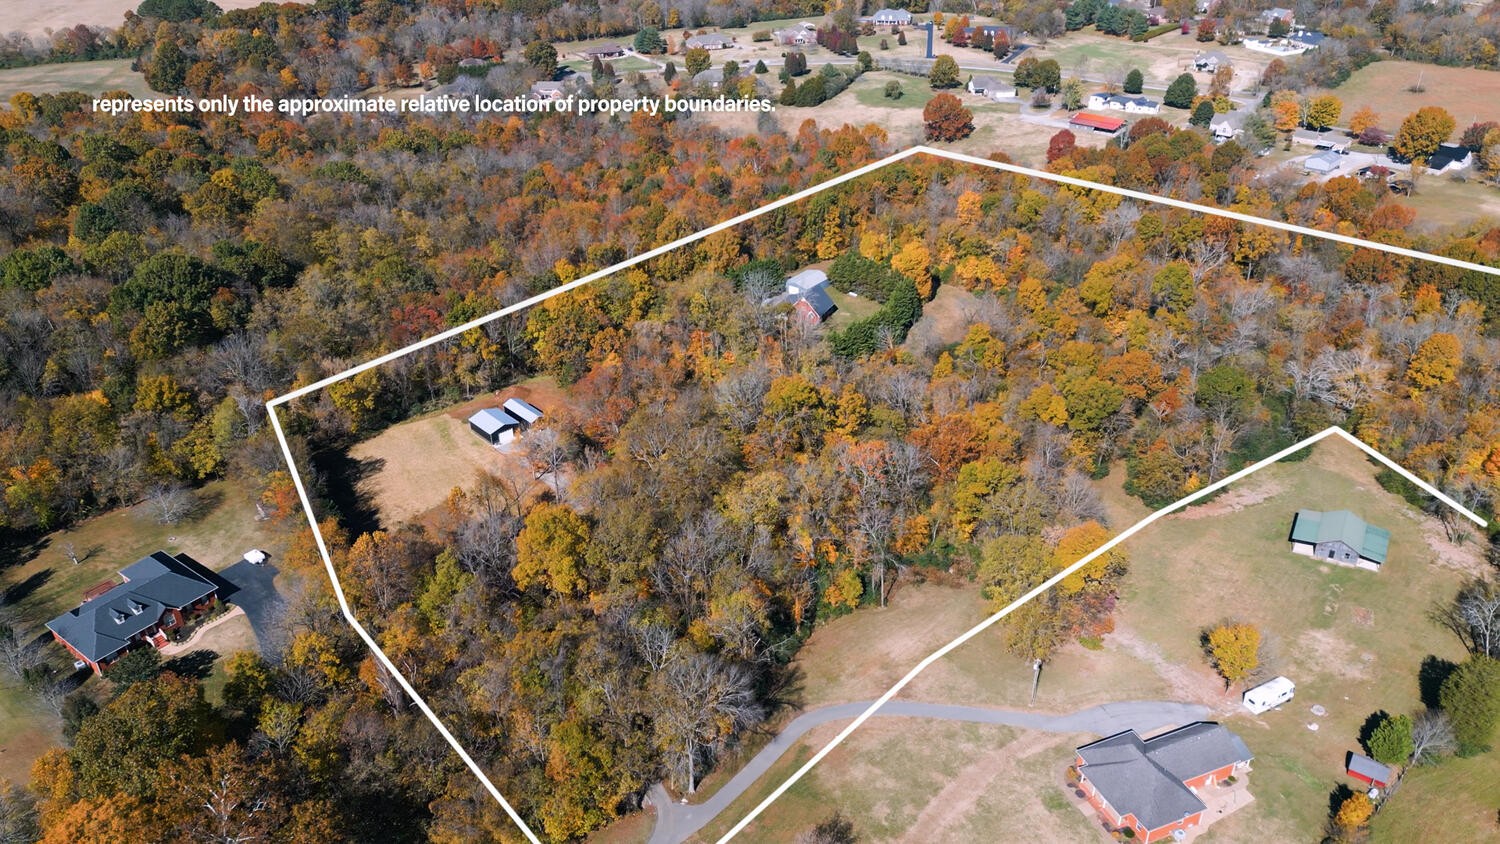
1243,676,1295,714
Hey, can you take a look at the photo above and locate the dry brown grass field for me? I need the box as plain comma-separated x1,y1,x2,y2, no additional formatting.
1318,59,1500,130
5,0,271,36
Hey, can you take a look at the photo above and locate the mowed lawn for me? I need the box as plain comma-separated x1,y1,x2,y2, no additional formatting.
0,59,158,102
1111,435,1486,840
1370,750,1500,841
1322,60,1500,130
0,479,288,784
687,720,1103,843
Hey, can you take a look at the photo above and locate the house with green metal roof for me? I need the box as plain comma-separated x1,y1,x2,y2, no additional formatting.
1288,510,1391,571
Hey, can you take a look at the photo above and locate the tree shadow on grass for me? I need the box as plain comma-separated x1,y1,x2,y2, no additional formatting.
312,449,385,536
2,568,53,607
1418,655,1457,709
163,649,219,681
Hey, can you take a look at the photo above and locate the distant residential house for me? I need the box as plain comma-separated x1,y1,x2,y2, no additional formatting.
1289,509,1390,571
692,68,726,89
764,268,837,326
582,43,626,59
870,8,914,26
1194,50,1232,72
1070,112,1127,133
1146,5,1170,23
1293,129,1348,151
685,33,734,50
968,74,1018,99
1288,28,1326,49
774,27,817,45
1086,92,1161,114
530,80,570,100
1346,752,1393,789
1074,722,1254,843
468,398,544,446
1304,150,1346,175
1210,109,1248,141
1427,142,1472,173
1260,6,1295,27
47,551,219,674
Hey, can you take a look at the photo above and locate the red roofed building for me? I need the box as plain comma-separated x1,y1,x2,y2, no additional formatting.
1070,112,1127,133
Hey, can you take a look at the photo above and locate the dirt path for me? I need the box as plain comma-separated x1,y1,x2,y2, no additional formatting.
1106,623,1227,710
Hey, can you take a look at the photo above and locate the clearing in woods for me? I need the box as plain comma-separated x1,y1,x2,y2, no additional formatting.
0,477,288,785
349,377,570,526
698,435,1488,842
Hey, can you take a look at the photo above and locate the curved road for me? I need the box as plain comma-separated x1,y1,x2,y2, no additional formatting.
645,698,1211,844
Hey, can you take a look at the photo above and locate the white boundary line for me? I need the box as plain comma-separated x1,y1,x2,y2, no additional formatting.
713,425,1485,842
260,144,1499,843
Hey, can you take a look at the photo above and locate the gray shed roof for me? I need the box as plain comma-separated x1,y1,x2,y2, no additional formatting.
799,285,837,319
503,397,544,424
46,552,216,663
1291,509,1390,563
1346,752,1392,784
686,34,733,48
1077,722,1253,831
469,407,520,435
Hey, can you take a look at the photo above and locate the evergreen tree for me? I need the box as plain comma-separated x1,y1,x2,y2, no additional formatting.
1164,72,1197,108
1190,99,1215,127
1124,68,1143,94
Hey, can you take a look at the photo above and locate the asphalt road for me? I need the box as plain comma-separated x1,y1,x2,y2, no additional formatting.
645,698,1211,844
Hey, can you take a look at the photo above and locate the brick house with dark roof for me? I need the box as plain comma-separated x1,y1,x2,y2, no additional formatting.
1074,722,1254,842
46,551,219,674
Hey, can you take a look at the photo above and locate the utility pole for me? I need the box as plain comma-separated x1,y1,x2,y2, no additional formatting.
1030,658,1043,705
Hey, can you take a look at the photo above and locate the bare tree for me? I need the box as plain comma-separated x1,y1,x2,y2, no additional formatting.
147,484,195,526
523,426,571,494
0,625,40,680
650,652,762,793
1436,578,1500,657
61,541,80,566
1409,708,1456,765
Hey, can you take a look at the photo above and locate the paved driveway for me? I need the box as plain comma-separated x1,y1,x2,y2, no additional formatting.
646,698,1211,844
218,559,285,653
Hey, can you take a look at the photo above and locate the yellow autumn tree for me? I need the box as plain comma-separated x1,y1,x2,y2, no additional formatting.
891,240,933,296
1206,622,1261,690
1407,332,1461,392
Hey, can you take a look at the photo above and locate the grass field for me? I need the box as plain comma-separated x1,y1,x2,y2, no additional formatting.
0,479,288,784
1397,176,1500,232
189,610,259,708
1370,751,1500,841
706,435,1493,842
1103,435,1488,840
0,59,158,102
561,56,658,74
9,0,268,36
1323,60,1500,131
1026,29,1272,96
685,720,1110,843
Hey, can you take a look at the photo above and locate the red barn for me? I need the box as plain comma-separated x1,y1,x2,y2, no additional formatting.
1346,752,1392,788
1074,722,1254,843
1070,112,1127,134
